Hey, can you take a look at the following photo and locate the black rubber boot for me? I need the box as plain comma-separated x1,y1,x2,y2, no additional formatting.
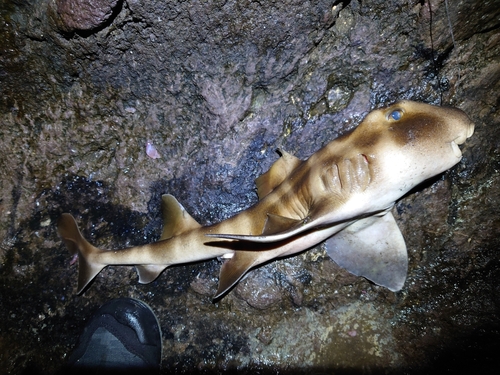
66,298,162,374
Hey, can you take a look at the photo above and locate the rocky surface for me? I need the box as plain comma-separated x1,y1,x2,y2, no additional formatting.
0,0,499,373
48,0,122,33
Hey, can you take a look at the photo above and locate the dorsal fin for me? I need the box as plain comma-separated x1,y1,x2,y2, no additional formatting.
262,213,303,235
160,194,201,240
255,149,302,200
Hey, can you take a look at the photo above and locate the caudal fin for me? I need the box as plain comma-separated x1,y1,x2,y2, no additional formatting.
58,213,106,294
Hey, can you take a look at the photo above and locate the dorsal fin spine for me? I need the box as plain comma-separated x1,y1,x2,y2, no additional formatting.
255,149,302,200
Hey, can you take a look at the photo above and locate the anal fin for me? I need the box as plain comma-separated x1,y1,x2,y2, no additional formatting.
134,195,198,285
136,265,167,284
325,211,408,292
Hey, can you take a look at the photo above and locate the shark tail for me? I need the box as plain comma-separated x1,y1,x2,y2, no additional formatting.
134,195,202,285
58,213,106,294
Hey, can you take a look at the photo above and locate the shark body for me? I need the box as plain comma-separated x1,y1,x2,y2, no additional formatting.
58,101,474,298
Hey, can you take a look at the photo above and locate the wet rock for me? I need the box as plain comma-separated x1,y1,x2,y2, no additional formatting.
190,271,218,297
234,270,283,310
49,0,121,33
418,0,500,51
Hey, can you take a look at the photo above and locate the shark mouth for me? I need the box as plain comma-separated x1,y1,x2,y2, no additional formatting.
451,120,475,159
451,140,463,159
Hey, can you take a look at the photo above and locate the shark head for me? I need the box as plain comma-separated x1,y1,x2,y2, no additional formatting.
349,100,475,199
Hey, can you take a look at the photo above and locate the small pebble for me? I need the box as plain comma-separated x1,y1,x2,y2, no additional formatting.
146,142,161,159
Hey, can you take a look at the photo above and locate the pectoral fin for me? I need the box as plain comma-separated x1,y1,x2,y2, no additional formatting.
255,149,302,199
215,251,261,299
325,211,407,292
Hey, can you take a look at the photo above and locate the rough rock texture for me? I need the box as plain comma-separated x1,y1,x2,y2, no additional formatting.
0,0,499,373
48,0,121,33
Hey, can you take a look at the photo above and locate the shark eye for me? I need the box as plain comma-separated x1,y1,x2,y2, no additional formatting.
389,109,403,121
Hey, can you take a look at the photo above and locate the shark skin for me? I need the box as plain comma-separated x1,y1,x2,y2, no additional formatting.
58,101,474,298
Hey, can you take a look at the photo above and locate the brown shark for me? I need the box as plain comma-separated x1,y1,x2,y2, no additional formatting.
58,100,474,298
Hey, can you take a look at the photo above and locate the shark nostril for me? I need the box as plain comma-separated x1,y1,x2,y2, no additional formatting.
451,141,462,159
467,122,475,138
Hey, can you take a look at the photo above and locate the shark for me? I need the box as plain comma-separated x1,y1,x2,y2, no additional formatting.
58,100,474,298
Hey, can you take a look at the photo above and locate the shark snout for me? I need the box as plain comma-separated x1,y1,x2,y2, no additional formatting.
454,120,475,147
450,108,475,145
442,107,474,159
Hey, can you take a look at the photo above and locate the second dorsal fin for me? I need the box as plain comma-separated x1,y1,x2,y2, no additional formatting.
160,194,201,240
255,149,302,200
